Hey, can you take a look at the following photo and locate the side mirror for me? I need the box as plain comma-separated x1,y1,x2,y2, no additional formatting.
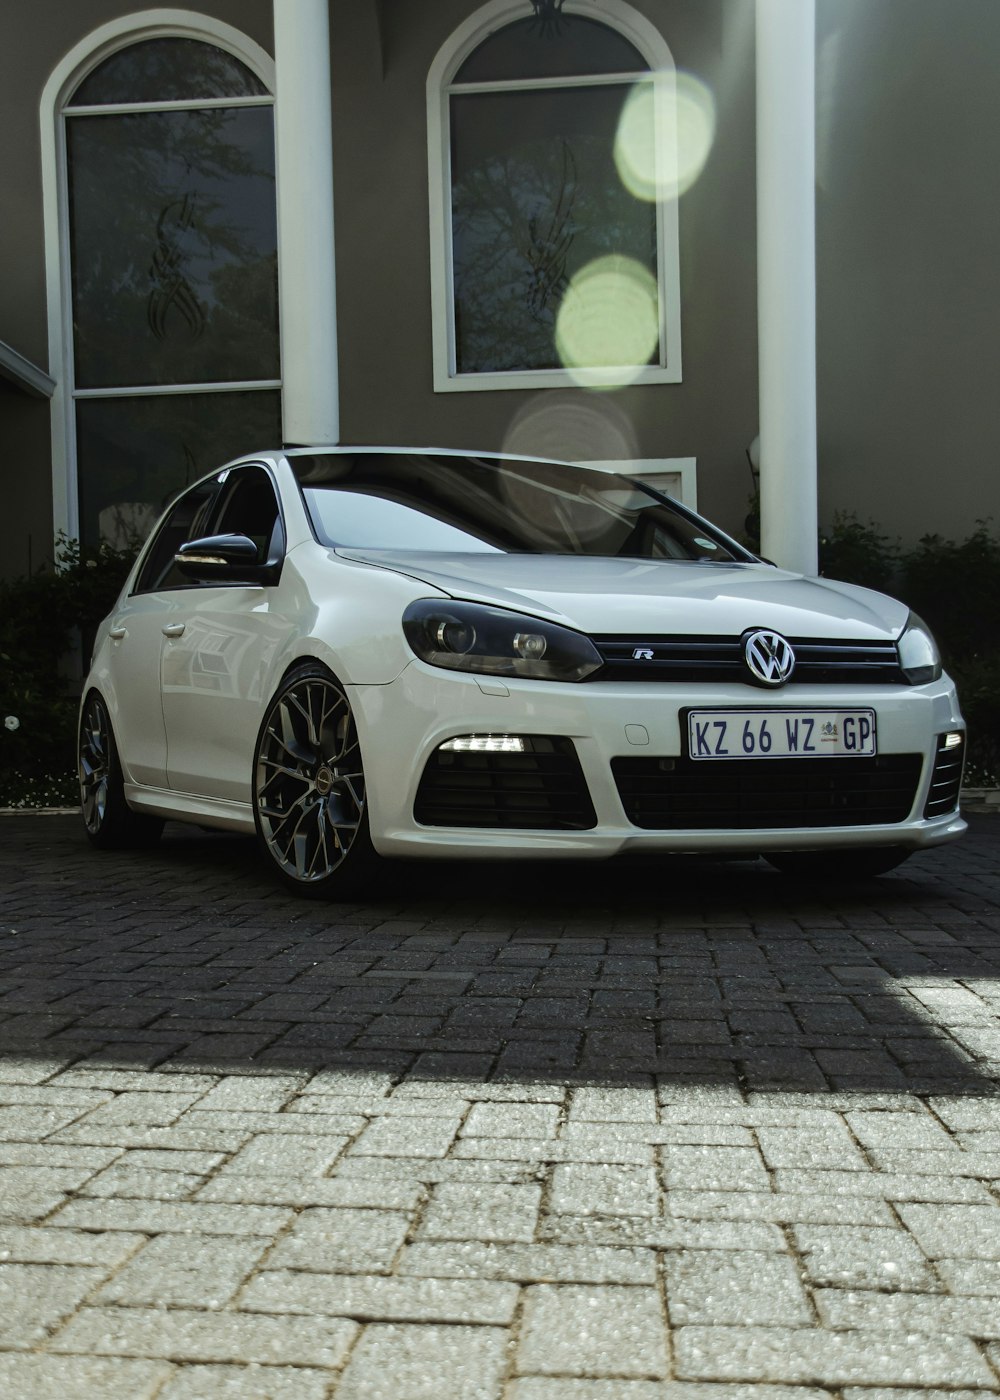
175,532,277,583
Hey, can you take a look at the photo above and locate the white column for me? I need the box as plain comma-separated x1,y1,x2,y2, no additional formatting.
273,0,339,444
756,0,817,574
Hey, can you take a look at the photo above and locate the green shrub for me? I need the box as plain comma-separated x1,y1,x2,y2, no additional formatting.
819,513,901,595
0,536,137,807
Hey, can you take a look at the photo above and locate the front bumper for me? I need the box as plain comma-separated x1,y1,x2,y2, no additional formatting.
350,662,967,859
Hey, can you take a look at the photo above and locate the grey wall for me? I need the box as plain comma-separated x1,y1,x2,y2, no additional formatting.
816,0,1000,544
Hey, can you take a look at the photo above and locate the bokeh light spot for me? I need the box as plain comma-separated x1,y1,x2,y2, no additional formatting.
614,72,716,202
554,255,659,388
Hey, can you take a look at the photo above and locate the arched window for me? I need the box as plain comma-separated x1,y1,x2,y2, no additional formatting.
44,18,280,550
428,0,682,392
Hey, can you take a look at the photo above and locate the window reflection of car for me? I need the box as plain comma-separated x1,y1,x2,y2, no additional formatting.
78,448,966,897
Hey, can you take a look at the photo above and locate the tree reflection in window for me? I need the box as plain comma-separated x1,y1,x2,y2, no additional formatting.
62,35,280,551
448,16,658,375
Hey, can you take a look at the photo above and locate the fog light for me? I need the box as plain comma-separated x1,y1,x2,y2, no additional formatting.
943,732,964,749
439,734,526,753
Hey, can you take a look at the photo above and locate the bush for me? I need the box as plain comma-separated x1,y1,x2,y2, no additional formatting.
820,516,1000,785
0,536,137,807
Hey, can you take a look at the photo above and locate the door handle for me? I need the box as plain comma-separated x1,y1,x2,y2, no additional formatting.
109,625,127,640
162,623,186,638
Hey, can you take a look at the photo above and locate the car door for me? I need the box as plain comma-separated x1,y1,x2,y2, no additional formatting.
105,477,220,789
160,463,296,803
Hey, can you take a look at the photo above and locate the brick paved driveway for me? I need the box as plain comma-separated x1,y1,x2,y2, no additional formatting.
1,813,999,1399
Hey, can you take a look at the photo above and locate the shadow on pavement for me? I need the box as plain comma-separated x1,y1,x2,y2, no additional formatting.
0,814,997,1097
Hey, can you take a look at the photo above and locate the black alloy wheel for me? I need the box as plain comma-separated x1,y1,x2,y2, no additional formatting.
253,663,380,897
78,691,164,849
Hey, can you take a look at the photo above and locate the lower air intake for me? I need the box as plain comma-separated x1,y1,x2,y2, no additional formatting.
414,736,596,830
612,754,923,829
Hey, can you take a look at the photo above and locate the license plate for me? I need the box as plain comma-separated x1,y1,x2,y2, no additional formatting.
686,708,877,760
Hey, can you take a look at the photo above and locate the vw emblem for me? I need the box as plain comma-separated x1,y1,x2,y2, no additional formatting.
743,629,795,687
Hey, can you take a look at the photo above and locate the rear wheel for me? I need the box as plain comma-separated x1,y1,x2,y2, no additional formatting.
765,847,911,879
252,663,381,898
78,692,164,849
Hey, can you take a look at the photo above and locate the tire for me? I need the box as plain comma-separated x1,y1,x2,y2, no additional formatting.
765,847,911,879
252,662,381,898
78,691,164,850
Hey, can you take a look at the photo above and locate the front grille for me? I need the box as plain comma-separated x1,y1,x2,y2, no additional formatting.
612,754,922,829
414,737,596,830
591,635,904,685
923,735,965,818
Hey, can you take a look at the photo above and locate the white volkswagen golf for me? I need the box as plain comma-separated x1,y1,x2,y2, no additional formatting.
79,448,966,896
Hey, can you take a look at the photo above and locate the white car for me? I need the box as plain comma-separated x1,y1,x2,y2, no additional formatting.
79,447,966,896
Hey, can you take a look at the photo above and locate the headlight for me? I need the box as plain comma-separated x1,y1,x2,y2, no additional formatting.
402,599,602,681
897,612,942,684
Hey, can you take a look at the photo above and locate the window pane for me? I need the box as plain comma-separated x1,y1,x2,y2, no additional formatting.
76,390,281,552
69,38,268,106
451,84,658,373
455,18,646,83
68,106,278,388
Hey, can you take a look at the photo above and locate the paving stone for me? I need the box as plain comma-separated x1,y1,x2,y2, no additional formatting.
462,1102,561,1138
95,1234,271,1307
666,1189,894,1226
157,1364,333,1399
49,1199,293,1237
666,1249,813,1326
791,1223,937,1288
0,1354,172,1399
266,1206,411,1273
815,1287,1000,1337
418,1181,541,1242
195,1171,422,1210
661,1145,771,1191
398,1240,656,1284
0,1262,108,1348
516,1284,668,1378
896,1203,1000,1260
241,1269,519,1324
673,1326,996,1386
50,1306,358,1366
347,1115,463,1158
509,1387,833,1400
550,1163,659,1217
936,1257,1000,1295
335,1322,509,1400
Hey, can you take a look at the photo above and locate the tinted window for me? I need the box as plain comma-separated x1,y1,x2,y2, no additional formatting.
132,478,219,592
291,453,749,563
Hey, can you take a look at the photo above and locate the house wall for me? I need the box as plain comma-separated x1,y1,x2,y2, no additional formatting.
1,0,998,581
331,0,761,538
815,0,1000,545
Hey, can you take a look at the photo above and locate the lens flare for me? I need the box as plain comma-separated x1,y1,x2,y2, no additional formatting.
614,73,716,202
501,393,637,462
555,255,659,388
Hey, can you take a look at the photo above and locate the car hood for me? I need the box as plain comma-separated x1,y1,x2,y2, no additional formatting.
336,550,909,638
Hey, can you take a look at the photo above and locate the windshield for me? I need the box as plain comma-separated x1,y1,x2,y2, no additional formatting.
290,451,750,562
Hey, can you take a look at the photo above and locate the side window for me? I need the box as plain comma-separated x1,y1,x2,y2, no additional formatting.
132,478,220,593
209,465,283,563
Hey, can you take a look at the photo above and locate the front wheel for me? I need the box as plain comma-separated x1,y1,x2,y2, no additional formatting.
78,691,164,849
252,663,381,898
765,847,911,879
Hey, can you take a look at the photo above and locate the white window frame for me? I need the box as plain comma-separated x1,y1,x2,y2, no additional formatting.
427,0,682,394
40,10,277,542
583,457,697,510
